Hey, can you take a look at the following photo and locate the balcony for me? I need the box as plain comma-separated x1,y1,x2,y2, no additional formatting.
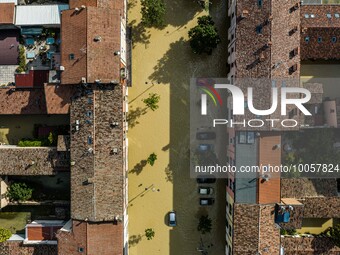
275,198,304,230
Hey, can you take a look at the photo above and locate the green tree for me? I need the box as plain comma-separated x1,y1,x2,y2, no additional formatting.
145,228,155,240
142,93,160,111
321,224,340,247
7,183,33,202
0,227,11,243
197,215,212,234
188,16,221,55
147,153,157,166
141,0,166,28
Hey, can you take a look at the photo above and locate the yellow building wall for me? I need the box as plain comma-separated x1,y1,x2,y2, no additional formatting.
299,218,334,234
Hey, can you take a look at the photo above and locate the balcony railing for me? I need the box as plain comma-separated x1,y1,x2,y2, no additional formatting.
302,0,340,4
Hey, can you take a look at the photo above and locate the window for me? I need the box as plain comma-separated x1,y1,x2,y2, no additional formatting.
239,132,247,143
256,25,263,34
229,203,232,215
69,53,75,60
318,37,322,43
87,136,93,145
244,101,248,109
327,13,332,19
226,219,229,229
335,13,340,18
282,81,286,87
272,80,276,88
304,14,309,18
78,247,84,253
229,225,232,236
86,110,93,118
229,137,233,145
87,98,93,104
332,36,337,43
247,132,255,144
239,132,254,144
305,36,310,43
257,0,262,7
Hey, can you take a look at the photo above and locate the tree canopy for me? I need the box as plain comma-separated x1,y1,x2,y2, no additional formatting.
141,0,166,28
188,16,221,55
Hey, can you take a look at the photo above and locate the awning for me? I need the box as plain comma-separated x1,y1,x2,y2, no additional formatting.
21,27,43,35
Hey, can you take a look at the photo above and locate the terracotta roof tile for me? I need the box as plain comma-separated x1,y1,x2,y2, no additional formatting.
0,3,14,24
0,84,74,115
61,7,121,84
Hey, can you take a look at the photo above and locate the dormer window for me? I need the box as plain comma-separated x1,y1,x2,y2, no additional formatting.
332,36,337,43
257,0,262,8
69,53,75,60
305,36,310,43
318,37,322,43
256,25,263,34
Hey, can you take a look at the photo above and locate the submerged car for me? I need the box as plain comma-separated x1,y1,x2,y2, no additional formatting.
199,198,215,206
196,132,216,140
196,176,216,184
168,211,176,227
198,187,214,195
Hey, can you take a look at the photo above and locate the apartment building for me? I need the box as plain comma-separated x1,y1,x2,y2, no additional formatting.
226,0,340,254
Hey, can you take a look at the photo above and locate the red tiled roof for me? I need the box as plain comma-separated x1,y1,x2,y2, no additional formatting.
0,84,74,115
69,0,124,10
301,5,340,28
27,226,61,241
57,220,123,255
61,7,121,84
15,70,49,88
0,3,14,24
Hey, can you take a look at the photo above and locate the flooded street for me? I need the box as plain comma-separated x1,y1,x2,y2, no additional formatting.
128,0,228,254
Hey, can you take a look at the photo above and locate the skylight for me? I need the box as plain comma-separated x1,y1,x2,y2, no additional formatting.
327,13,332,19
304,14,309,18
335,13,340,18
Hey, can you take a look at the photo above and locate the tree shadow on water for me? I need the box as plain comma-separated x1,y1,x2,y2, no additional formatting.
164,164,173,183
129,20,151,48
129,234,142,247
127,106,148,128
129,160,148,175
164,0,202,27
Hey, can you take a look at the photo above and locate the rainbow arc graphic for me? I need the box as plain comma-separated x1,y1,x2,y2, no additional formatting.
197,80,223,106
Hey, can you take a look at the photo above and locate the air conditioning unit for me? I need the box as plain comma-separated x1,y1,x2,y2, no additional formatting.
95,79,101,83
81,77,86,83
75,7,79,11
120,68,127,79
94,36,102,42
110,121,119,128
111,148,118,154
261,173,271,182
59,65,65,71
81,5,86,9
